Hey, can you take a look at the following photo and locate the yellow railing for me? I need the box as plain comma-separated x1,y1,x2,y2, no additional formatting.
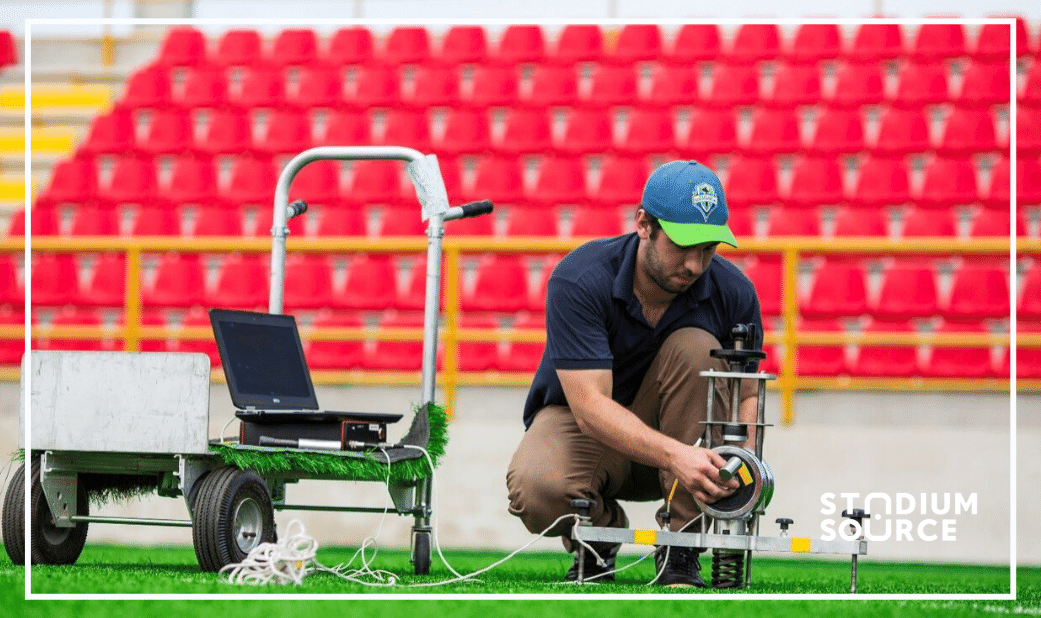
3,235,1035,424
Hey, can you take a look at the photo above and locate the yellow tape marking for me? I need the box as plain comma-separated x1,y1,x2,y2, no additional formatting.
791,537,811,553
633,529,658,545
737,463,753,485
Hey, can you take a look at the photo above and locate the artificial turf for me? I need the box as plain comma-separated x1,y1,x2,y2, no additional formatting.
2,545,1038,618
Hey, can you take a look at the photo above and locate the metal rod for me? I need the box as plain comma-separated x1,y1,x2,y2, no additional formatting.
70,515,192,528
745,516,758,588
851,554,858,593
755,376,767,460
705,375,715,450
274,504,408,515
421,214,445,407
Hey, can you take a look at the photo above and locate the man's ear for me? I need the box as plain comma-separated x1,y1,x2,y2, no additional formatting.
635,208,652,239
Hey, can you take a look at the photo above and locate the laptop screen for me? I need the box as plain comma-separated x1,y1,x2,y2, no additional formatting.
209,309,319,411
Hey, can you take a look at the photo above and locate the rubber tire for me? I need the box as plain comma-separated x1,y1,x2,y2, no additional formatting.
3,460,89,565
412,530,431,575
2,462,25,565
191,467,275,572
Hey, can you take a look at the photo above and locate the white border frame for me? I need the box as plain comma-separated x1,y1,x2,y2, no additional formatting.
21,14,1019,602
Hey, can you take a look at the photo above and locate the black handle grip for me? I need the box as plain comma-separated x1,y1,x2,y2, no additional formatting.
286,199,309,219
459,199,494,218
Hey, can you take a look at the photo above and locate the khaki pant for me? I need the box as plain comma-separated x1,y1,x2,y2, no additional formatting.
506,327,755,551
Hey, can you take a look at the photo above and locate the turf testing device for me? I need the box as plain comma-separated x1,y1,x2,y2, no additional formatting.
570,323,870,592
4,146,490,576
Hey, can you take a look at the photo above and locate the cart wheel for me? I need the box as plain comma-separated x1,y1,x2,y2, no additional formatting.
191,466,275,572
2,462,25,564
3,460,89,565
412,530,431,575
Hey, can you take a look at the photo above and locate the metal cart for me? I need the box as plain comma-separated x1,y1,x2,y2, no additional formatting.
3,146,489,574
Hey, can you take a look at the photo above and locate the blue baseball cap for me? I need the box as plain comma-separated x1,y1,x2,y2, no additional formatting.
641,160,738,248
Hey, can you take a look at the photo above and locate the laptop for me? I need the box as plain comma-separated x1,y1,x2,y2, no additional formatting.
209,308,403,426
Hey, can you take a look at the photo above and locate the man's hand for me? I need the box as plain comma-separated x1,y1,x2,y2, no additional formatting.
670,445,740,504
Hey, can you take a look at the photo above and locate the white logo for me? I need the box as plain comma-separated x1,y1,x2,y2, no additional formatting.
691,183,719,220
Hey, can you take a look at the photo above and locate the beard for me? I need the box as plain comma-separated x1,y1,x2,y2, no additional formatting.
641,236,695,295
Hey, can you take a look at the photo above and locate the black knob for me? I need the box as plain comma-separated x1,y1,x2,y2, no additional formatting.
660,511,672,526
775,517,793,531
842,509,868,523
571,499,597,517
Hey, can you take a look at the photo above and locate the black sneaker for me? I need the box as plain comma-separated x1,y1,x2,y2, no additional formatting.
654,546,706,588
565,542,620,583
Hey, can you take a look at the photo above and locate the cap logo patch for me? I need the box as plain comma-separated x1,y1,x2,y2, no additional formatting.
691,182,719,220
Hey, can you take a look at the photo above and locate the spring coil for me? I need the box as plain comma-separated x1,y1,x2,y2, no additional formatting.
711,549,745,589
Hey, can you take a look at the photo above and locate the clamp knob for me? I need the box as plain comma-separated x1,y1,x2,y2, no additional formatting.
841,509,868,524
571,499,597,519
775,517,794,532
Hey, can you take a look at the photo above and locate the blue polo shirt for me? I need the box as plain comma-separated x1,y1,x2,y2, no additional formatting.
522,232,763,428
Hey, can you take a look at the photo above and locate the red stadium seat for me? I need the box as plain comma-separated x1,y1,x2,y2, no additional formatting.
847,155,911,208
494,108,552,155
313,206,366,237
522,64,579,108
461,254,530,313
35,157,97,208
570,205,625,238
435,108,491,155
283,253,334,310
319,109,372,147
346,159,408,208
213,29,263,68
590,155,649,209
189,203,245,236
31,253,78,307
376,205,426,237
527,155,587,206
825,61,885,108
871,106,930,155
129,204,181,236
465,156,525,204
8,205,59,237
0,254,21,307
252,108,314,157
725,206,755,239
503,206,560,237
173,306,221,367
78,108,136,157
900,206,957,238
786,23,842,62
581,64,638,108
285,65,344,110
555,107,612,155
336,254,398,311
704,63,760,107
667,24,721,64
195,107,253,156
79,252,126,307
724,156,779,209
38,306,106,352
966,206,1010,238
743,258,782,317
345,64,400,109
227,66,285,110
936,106,998,156
801,259,869,319
642,63,698,107
974,17,1028,59
915,156,979,209
850,319,921,377
465,64,519,108
154,26,207,67
608,24,663,64
97,155,159,206
142,252,205,308
617,108,676,156
138,107,194,156
289,159,341,206
437,25,488,65
848,22,904,61
742,107,801,155
325,26,375,67
943,263,1010,321
173,65,228,111
494,25,546,65
527,255,561,314
69,203,120,236
922,319,996,379
786,156,845,208
381,26,431,65
808,107,865,154
1020,61,1041,105
957,60,1011,106
397,255,445,312
269,28,319,69
1018,106,1041,157
910,22,967,61
305,310,364,370
728,24,780,62
220,154,278,207
871,261,939,319
795,318,847,376
363,311,426,371
982,155,1010,212
500,312,545,372
831,206,889,238
118,65,172,110
890,62,950,108
1019,263,1041,321
681,107,738,159
376,108,432,152
767,62,822,107
456,314,500,372
0,30,15,69
400,65,460,109
550,24,603,65
208,253,268,310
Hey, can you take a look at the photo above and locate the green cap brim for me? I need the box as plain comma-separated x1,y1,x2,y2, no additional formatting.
659,219,739,248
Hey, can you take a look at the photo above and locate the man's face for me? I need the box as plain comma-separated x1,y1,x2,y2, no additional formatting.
640,222,719,295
